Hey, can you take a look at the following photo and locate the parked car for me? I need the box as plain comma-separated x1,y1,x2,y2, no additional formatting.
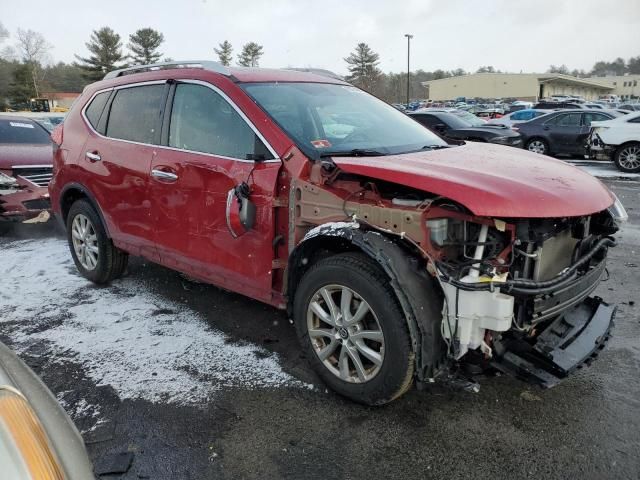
0,116,53,222
1,111,66,132
50,60,623,405
486,108,551,127
408,110,523,147
0,341,95,479
618,104,640,112
514,109,621,156
416,107,488,125
533,101,585,110
589,111,640,172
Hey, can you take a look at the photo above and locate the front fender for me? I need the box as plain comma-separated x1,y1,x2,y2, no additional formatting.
288,222,446,381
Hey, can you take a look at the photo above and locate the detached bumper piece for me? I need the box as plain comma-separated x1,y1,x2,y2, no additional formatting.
491,297,614,388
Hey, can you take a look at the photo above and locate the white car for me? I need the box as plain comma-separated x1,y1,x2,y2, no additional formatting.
589,111,640,172
486,109,551,127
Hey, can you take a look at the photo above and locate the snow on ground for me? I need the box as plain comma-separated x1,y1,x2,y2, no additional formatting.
567,159,640,180
0,237,306,407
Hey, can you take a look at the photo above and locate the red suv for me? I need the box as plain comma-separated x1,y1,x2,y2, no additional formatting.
50,61,626,405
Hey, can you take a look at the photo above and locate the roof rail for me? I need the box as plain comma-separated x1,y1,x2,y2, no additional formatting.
285,68,344,81
103,60,229,80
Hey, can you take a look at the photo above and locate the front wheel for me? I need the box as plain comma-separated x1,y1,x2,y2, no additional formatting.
614,143,640,173
293,253,414,405
66,199,128,284
526,138,549,155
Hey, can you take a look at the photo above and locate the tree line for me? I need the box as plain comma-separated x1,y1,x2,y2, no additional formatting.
1,21,639,109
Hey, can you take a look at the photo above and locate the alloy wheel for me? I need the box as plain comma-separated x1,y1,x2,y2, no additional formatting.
71,214,99,270
306,284,385,383
527,140,546,154
618,145,640,171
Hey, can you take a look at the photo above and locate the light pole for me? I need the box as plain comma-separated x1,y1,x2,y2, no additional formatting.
404,34,413,106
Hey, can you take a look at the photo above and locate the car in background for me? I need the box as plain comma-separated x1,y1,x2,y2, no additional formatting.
589,111,640,172
0,111,65,132
619,104,640,112
0,341,94,479
0,116,53,222
533,101,586,110
391,103,406,111
486,108,551,127
408,110,523,147
514,109,621,156
584,103,604,109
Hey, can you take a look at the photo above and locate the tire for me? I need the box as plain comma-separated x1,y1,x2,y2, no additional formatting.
66,199,128,284
614,143,640,173
293,252,414,405
526,138,549,155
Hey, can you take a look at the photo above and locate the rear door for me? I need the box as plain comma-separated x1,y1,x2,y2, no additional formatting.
81,82,167,259
149,80,281,303
545,112,582,153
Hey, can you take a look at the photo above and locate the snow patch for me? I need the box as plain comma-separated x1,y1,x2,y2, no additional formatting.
0,238,307,405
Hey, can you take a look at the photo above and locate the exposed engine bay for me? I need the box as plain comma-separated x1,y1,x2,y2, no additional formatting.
292,167,626,387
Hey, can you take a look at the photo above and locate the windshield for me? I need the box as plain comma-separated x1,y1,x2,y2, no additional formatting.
241,82,447,157
0,119,51,144
450,110,485,127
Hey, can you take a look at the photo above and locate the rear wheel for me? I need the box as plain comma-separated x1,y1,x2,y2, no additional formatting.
294,253,414,405
526,138,549,155
66,199,128,284
614,143,640,173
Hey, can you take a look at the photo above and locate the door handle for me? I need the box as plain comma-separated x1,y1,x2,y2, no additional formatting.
85,151,101,162
543,126,550,131
151,169,178,182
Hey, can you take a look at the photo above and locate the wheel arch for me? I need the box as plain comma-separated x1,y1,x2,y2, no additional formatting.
287,223,446,382
59,183,111,237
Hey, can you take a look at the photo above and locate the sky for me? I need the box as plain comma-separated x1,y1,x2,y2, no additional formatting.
1,0,639,75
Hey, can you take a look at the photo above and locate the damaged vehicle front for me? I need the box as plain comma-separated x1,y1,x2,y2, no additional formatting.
243,81,626,402
0,116,53,223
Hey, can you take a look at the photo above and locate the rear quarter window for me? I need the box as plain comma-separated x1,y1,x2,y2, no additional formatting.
84,91,111,129
105,85,165,144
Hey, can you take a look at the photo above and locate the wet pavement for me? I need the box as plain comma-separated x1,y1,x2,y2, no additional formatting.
0,178,639,480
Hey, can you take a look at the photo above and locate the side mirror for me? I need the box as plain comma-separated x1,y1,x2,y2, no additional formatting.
225,183,256,238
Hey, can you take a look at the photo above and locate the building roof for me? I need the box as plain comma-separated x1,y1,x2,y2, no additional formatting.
422,72,613,90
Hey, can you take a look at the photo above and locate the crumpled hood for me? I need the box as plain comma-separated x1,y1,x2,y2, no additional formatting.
0,144,53,169
332,143,614,218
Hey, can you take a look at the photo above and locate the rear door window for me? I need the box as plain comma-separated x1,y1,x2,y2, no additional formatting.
582,113,612,126
105,85,165,144
167,83,273,160
554,113,582,127
84,91,110,129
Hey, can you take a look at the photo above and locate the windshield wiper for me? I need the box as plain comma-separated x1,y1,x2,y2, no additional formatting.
319,148,387,158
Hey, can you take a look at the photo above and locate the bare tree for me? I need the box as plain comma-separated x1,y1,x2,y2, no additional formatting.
0,22,15,60
15,28,52,97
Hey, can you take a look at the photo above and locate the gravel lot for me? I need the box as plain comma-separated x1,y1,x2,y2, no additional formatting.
1,173,639,480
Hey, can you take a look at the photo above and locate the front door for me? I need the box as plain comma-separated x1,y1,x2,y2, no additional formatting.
149,81,281,303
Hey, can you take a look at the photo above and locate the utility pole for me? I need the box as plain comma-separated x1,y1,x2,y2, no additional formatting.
404,34,413,106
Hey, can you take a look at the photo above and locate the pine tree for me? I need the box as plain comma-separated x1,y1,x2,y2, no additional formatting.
128,28,164,65
237,42,263,67
344,43,381,92
214,40,233,66
75,27,125,81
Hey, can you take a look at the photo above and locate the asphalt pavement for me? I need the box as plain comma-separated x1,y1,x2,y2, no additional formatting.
0,174,639,480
